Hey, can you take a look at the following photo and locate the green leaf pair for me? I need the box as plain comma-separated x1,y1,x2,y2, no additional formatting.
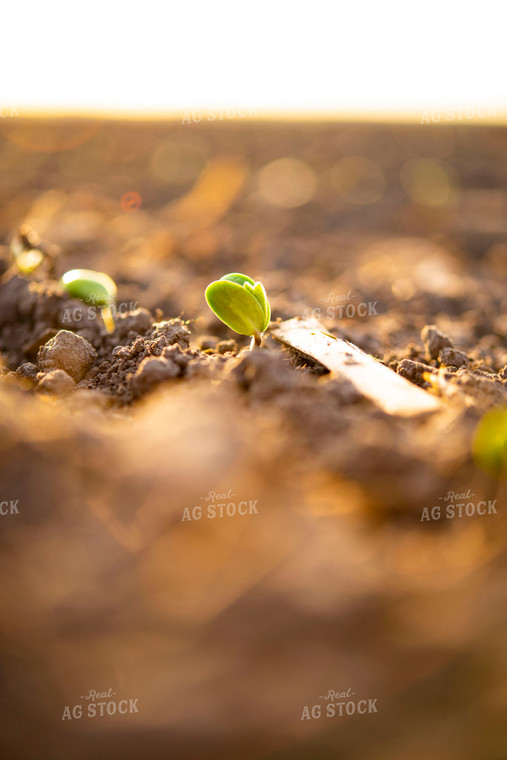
59,269,117,307
59,268,117,334
205,273,271,340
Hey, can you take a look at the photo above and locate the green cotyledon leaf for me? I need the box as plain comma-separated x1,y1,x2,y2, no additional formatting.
244,280,270,331
220,273,256,287
59,269,117,307
205,279,267,337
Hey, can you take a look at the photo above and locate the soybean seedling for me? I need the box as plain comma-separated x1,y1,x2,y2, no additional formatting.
205,273,271,348
59,269,117,334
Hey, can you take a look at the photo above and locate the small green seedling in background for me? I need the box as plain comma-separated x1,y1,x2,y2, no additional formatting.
10,225,44,274
59,268,117,334
473,406,507,478
205,273,271,348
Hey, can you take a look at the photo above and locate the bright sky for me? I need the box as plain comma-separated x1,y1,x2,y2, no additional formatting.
1,0,505,120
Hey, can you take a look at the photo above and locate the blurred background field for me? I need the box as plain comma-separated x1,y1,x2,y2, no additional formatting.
1,117,507,321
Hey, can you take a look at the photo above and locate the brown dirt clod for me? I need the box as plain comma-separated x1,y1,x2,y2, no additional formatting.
37,329,97,382
421,324,453,361
36,368,75,395
439,347,469,368
397,358,435,388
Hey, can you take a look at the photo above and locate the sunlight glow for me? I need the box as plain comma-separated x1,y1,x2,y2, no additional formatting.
1,0,505,122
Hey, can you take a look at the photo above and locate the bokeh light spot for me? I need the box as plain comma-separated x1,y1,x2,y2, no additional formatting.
400,158,457,206
121,191,142,213
392,277,416,300
258,157,318,208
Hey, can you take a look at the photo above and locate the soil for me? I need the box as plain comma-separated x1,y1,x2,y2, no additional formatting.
0,118,506,760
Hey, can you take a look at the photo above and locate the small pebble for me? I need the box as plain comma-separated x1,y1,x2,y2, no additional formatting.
15,362,39,385
421,325,453,361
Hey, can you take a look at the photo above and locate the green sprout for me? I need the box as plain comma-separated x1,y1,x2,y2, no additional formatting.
473,406,507,479
10,225,44,274
59,268,117,334
205,273,271,348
